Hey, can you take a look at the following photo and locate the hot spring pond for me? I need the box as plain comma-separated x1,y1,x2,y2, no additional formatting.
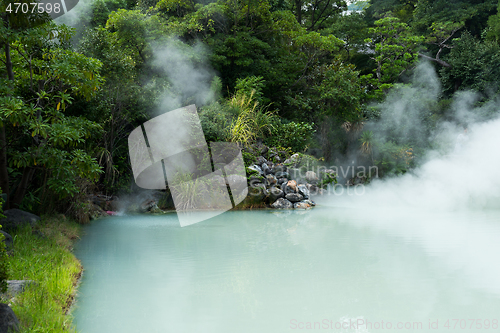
72,208,500,332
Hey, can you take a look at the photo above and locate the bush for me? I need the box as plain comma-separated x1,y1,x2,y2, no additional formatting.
198,102,234,143
265,119,315,153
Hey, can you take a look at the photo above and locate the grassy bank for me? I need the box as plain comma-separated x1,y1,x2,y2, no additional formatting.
6,215,83,333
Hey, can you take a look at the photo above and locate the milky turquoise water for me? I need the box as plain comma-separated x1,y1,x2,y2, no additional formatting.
72,208,500,332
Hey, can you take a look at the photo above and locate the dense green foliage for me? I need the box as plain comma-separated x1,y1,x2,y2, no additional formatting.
2,0,500,210
0,188,8,294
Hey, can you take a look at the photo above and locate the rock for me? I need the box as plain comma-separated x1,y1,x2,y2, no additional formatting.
257,156,268,166
275,171,290,179
294,202,311,209
260,146,269,155
0,232,12,250
273,165,287,173
307,184,320,195
324,169,337,176
268,187,284,201
0,209,40,232
302,199,316,206
89,203,107,220
0,303,19,333
139,199,157,213
271,198,293,209
284,153,299,166
265,174,277,186
249,175,264,184
282,181,296,195
286,180,298,192
285,193,303,202
6,280,35,296
305,171,318,183
297,184,310,199
261,163,272,175
247,165,263,175
277,178,288,185
248,183,268,201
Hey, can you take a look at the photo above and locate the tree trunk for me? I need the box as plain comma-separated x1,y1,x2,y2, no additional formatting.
10,168,35,208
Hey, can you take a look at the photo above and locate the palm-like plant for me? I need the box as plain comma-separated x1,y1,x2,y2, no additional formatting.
359,130,375,162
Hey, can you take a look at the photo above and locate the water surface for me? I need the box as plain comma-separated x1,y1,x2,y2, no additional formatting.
73,208,500,332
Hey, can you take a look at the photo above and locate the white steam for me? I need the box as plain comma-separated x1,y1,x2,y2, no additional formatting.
319,62,500,211
152,39,216,115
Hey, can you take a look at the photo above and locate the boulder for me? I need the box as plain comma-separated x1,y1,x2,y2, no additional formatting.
272,165,287,173
277,178,288,185
89,203,107,220
284,153,299,166
275,171,290,179
305,171,318,183
139,199,157,213
247,165,263,175
0,232,12,250
265,174,277,186
260,146,269,155
286,180,298,192
297,184,310,199
285,193,303,203
6,280,35,296
268,187,284,202
0,209,40,232
271,198,293,209
0,303,19,333
302,199,316,206
257,156,268,166
261,163,272,175
294,202,311,209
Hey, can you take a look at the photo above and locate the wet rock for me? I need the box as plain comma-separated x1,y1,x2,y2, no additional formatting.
297,184,310,199
0,209,40,232
294,202,311,209
271,198,293,209
0,303,19,332
302,199,316,206
285,193,303,203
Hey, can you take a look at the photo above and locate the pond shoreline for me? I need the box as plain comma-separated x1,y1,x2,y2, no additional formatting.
6,215,83,332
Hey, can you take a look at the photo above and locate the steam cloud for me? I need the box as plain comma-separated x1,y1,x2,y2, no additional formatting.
318,61,500,211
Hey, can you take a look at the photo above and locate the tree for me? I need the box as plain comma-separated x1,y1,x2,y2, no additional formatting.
418,21,463,68
362,15,424,99
440,31,500,96
0,21,103,209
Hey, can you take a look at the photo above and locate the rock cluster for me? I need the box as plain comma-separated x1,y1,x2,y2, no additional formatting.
247,154,318,210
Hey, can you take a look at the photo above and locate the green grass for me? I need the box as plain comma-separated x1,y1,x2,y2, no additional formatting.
7,215,82,333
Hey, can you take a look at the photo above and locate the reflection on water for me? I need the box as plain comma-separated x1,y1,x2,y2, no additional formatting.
73,208,500,333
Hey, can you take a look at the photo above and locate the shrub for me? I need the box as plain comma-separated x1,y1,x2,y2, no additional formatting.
265,119,315,153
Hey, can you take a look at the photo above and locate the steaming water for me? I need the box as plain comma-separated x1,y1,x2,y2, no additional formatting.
73,208,500,333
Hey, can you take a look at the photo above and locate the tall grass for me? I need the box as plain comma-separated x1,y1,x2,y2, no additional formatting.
7,216,82,333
